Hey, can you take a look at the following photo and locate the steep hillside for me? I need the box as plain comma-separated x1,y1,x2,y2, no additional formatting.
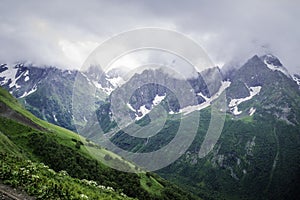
104,55,300,200
0,87,199,200
158,56,300,199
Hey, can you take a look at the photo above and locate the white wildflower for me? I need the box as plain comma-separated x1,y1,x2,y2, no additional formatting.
79,194,89,199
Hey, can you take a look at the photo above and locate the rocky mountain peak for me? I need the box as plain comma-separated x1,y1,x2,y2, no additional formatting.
260,54,290,77
243,55,268,71
261,54,283,66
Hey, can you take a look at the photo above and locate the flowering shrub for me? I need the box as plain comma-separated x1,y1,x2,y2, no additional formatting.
0,153,133,200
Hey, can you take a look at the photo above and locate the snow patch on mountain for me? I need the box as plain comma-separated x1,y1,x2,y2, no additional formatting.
0,64,40,97
19,85,37,98
127,94,166,120
91,80,101,88
94,75,124,94
53,114,58,122
292,74,300,86
229,86,261,115
96,83,114,94
153,94,166,105
80,71,115,94
169,110,175,114
81,68,127,94
79,72,93,86
127,103,136,112
197,92,210,102
262,55,290,77
249,107,256,116
231,106,242,115
83,116,88,122
24,70,30,82
12,69,27,89
24,70,29,76
136,105,151,120
106,76,125,88
0,64,19,88
180,81,231,115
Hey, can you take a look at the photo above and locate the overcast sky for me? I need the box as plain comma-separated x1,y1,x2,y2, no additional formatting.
0,0,299,73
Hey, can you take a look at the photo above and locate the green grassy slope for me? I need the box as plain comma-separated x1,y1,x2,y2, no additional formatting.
0,87,199,200
0,153,134,200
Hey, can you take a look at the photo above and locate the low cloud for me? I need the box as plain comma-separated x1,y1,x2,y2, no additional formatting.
0,0,299,73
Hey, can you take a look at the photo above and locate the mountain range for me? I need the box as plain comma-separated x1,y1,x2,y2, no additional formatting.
1,54,300,199
0,54,299,129
0,78,199,199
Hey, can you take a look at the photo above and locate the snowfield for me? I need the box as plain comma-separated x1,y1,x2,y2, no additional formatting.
229,86,262,115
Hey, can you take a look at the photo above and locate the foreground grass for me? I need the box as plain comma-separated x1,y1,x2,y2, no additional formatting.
0,153,133,200
1,87,200,200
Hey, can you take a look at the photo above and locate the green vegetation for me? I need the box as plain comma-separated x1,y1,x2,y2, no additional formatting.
111,114,180,153
96,102,117,133
0,153,132,200
0,131,22,156
108,104,300,200
157,109,300,200
103,60,300,200
0,87,200,200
